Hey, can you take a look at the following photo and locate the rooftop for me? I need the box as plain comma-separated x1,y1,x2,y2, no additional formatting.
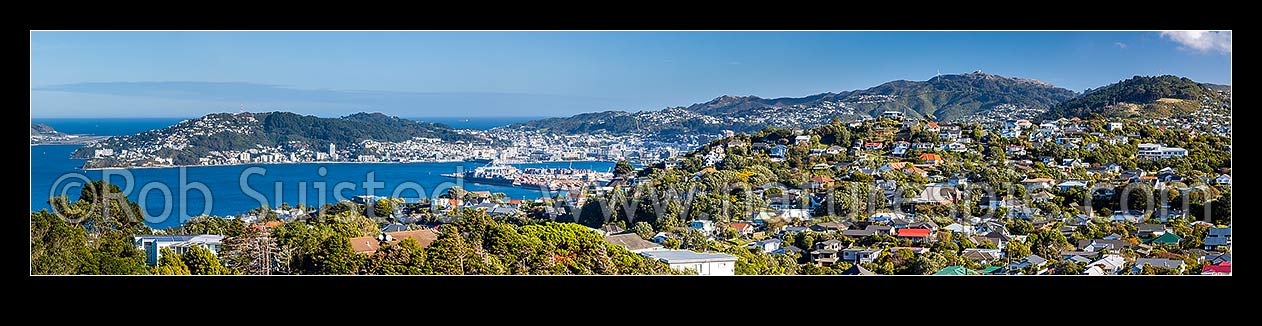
640,250,738,264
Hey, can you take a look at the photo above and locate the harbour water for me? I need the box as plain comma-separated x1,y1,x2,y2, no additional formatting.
29,117,599,229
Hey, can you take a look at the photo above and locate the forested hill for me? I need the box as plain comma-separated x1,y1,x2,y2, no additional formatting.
71,112,481,164
506,72,1076,138
1042,75,1230,119
842,72,1076,121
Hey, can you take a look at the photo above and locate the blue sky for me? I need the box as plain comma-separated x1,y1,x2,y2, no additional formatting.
30,31,1231,118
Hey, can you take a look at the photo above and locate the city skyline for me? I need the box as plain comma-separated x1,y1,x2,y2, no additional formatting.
31,31,1231,118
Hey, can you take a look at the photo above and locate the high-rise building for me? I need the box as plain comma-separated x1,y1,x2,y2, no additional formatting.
329,143,338,160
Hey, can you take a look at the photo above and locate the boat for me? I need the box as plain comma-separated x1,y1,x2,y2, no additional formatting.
464,158,493,164
441,163,521,186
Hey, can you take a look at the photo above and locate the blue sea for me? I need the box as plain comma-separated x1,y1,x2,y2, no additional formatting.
30,117,596,230
31,118,189,136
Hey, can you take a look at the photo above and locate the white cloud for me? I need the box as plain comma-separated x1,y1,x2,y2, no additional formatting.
1160,31,1231,54
1114,42,1128,49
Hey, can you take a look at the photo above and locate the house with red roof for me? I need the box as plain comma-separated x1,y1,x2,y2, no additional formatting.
896,228,934,242
729,222,755,237
808,175,835,189
919,153,943,165
924,122,941,133
1202,262,1231,275
863,142,884,151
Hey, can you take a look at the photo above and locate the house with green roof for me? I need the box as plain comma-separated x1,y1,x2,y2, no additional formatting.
1146,232,1182,245
934,265,979,275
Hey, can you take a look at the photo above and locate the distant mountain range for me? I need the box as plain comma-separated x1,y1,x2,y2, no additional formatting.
507,73,1228,139
506,72,1077,137
72,112,480,165
1042,75,1231,119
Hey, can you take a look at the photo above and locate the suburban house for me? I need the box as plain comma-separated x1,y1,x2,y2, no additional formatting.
1202,262,1231,275
909,186,959,204
810,240,847,266
769,145,788,158
1083,254,1126,275
1214,174,1231,185
919,153,942,165
841,247,882,264
1056,180,1088,191
605,233,664,253
1132,258,1186,274
729,222,755,237
1146,233,1183,246
794,135,812,145
1008,254,1049,274
773,245,804,256
1136,223,1168,238
943,223,974,236
689,220,716,235
891,141,910,156
934,266,979,275
134,234,225,266
810,222,850,233
1136,143,1189,160
1020,178,1056,190
961,248,1002,264
1005,145,1026,155
1079,239,1131,252
924,122,941,132
1204,227,1232,249
640,250,738,276
347,229,440,255
752,238,782,253
863,142,884,151
808,175,835,189
841,264,876,275
896,228,934,242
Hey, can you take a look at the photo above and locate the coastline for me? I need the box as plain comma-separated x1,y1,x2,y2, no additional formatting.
79,159,618,171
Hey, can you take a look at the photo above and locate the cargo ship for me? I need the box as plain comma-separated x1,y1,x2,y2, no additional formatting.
441,163,522,186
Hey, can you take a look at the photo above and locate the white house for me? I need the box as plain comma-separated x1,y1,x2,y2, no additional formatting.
689,220,716,235
640,250,738,276
841,248,882,263
1214,174,1231,185
753,238,783,253
134,234,225,266
1082,254,1126,275
1136,143,1188,160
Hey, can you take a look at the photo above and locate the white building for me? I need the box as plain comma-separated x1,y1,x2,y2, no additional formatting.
1136,143,1188,160
689,220,715,235
93,148,114,158
640,250,738,275
329,143,338,160
134,234,225,266
1108,122,1123,131
1082,254,1126,275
